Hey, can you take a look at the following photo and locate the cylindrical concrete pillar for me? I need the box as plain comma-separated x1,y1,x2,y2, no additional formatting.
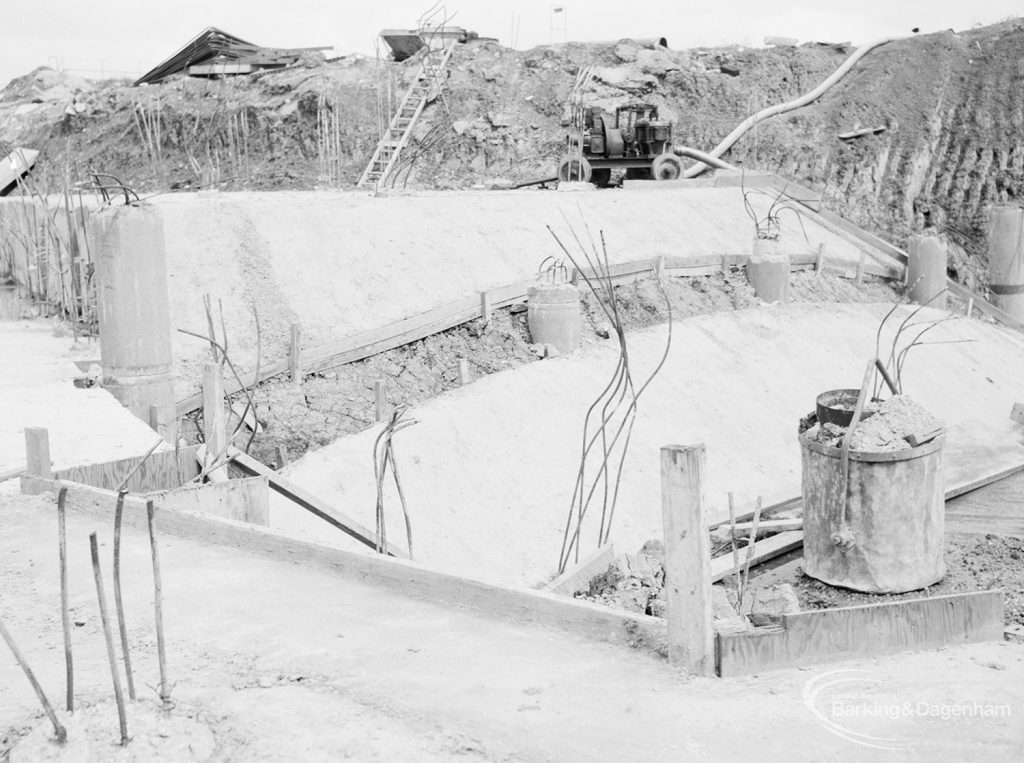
987,205,1024,322
88,205,175,441
745,236,789,304
527,283,582,354
906,234,947,307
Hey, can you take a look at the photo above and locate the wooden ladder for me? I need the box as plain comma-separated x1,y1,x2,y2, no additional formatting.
357,41,456,189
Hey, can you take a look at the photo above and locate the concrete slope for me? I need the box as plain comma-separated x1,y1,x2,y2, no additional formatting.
273,303,1024,587
0,322,166,475
154,186,877,387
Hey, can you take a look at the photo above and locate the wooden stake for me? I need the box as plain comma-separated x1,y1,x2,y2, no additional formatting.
660,444,714,676
89,532,129,745
966,297,974,318
146,501,171,709
855,251,867,286
24,427,52,478
457,359,470,385
202,363,227,481
112,490,136,700
727,492,741,604
480,290,492,324
0,615,67,743
289,322,302,385
815,243,826,274
738,496,763,611
374,380,387,423
57,486,73,713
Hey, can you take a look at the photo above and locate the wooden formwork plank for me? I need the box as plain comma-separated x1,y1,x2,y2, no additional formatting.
227,448,409,559
1011,403,1024,425
716,590,1004,676
946,279,1024,332
154,476,270,526
545,544,616,596
710,531,804,582
20,475,667,649
52,447,201,493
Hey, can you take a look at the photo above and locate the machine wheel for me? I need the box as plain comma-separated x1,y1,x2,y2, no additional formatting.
557,156,593,183
651,153,684,181
591,168,612,187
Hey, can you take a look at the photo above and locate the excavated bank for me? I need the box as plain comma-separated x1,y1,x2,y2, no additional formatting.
219,271,896,465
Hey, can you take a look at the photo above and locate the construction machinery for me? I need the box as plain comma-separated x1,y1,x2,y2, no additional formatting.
557,104,683,186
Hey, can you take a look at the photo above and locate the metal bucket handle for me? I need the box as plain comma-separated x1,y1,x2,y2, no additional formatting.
537,256,570,285
833,359,876,551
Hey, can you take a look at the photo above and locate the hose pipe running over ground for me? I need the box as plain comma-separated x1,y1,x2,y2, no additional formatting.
681,36,905,178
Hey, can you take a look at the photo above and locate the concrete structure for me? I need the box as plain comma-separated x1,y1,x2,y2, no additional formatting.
987,205,1024,322
907,233,948,306
87,205,175,442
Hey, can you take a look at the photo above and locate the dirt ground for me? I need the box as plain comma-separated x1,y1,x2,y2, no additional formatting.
213,270,897,466
794,534,1024,625
3,486,1024,762
580,531,1024,630
6,21,1024,289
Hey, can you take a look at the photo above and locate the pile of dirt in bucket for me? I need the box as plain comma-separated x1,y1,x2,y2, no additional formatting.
800,394,943,452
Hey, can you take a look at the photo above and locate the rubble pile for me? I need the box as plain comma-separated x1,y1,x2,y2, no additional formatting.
801,394,943,452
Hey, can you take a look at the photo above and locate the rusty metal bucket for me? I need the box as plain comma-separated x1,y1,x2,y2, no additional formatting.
799,434,946,593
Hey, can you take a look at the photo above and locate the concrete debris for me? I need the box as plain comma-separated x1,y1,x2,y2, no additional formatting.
742,583,800,626
802,394,943,452
578,542,665,615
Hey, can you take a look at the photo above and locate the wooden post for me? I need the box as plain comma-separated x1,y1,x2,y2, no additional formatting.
57,487,73,712
374,379,387,422
966,297,975,318
660,444,714,676
655,256,666,280
855,251,867,286
24,427,52,478
148,403,175,444
815,243,826,274
289,322,302,385
146,501,171,708
202,363,227,480
90,532,128,745
458,359,470,385
480,291,492,324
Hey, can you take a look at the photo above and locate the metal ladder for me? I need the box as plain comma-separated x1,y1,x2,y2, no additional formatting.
358,40,456,189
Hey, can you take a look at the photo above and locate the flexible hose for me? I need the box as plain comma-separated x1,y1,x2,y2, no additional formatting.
681,36,904,178
671,145,739,171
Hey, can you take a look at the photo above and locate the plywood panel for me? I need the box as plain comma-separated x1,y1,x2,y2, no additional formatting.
53,447,201,493
717,590,1004,676
154,476,269,526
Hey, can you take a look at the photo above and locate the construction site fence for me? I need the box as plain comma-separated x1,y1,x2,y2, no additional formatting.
0,193,96,328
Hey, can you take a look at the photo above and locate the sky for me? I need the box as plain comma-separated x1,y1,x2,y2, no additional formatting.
2,1,1022,89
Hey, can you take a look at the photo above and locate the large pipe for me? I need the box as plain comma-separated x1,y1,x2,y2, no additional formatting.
987,205,1024,322
672,145,739,171
906,233,948,307
683,36,904,178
